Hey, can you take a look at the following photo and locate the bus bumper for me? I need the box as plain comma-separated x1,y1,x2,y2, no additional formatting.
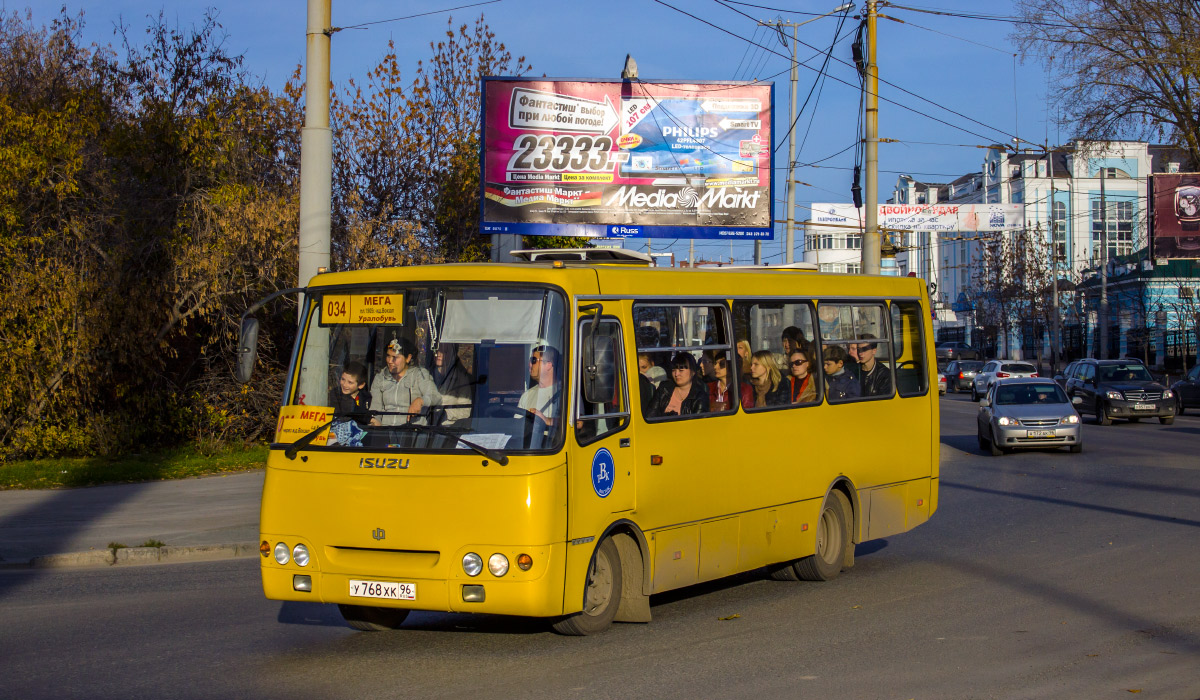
260,539,568,618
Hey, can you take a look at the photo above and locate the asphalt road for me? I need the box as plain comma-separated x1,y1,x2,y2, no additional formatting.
2,394,1198,700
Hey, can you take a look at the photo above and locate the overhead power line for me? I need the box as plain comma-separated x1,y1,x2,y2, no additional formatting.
335,0,502,31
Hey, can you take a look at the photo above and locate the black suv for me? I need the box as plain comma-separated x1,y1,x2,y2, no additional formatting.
1060,359,1177,425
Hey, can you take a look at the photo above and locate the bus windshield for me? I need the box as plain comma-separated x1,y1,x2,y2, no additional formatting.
289,285,567,454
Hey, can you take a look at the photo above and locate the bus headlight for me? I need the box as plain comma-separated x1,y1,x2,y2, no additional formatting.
273,542,290,565
488,553,510,577
462,552,483,577
292,543,310,567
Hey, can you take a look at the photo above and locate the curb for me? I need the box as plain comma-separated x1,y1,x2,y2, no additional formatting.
5,542,261,570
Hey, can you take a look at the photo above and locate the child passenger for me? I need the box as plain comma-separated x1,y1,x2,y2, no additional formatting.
333,361,371,425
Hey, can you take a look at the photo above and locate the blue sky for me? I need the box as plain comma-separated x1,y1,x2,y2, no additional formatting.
32,0,1059,264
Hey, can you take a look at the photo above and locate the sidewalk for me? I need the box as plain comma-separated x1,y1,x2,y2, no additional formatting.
0,470,263,568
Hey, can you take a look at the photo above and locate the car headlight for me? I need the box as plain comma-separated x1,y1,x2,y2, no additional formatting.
997,416,1012,426
1062,414,1079,424
462,552,483,577
273,542,290,565
1163,389,1174,399
292,543,310,567
488,553,510,577
1106,390,1124,400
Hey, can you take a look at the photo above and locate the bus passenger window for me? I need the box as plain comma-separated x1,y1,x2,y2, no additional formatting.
820,303,893,402
633,303,733,421
731,300,821,410
891,301,929,396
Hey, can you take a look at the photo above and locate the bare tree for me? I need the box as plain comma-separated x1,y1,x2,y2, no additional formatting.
1013,0,1200,169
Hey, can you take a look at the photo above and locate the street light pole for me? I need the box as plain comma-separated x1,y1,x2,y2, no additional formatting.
1100,170,1109,359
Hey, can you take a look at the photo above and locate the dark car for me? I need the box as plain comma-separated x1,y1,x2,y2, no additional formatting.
936,342,980,363
945,360,984,393
1170,364,1200,415
1062,359,1177,425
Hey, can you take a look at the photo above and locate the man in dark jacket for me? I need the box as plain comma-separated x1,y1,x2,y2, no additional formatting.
856,335,893,397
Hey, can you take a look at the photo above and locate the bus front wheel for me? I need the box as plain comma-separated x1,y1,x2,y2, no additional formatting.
338,604,410,631
552,537,623,636
794,490,853,582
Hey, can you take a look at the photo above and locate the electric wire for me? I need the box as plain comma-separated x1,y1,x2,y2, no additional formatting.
334,0,503,31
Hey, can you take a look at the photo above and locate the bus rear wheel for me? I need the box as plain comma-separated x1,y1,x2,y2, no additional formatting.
552,537,622,636
794,490,852,582
338,604,410,631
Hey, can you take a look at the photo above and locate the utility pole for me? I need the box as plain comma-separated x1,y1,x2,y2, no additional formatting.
761,5,851,267
299,0,332,299
1047,145,1060,374
1099,170,1109,359
862,0,881,275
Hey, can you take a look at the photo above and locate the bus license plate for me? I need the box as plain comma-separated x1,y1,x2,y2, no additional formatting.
1133,403,1155,411
349,579,415,601
1026,430,1055,438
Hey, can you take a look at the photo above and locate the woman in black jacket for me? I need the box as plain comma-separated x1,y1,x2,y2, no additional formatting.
648,352,710,418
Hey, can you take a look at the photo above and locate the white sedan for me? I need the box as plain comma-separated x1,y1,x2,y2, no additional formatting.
972,360,1038,401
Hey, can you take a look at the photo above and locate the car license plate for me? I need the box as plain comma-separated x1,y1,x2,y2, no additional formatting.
1133,403,1155,411
349,579,415,600
1026,430,1055,438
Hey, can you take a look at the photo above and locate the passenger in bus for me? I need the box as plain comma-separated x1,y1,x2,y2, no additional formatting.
781,326,807,356
707,351,752,411
332,360,371,425
370,337,441,425
519,345,561,425
749,350,789,407
736,340,753,379
431,343,472,426
822,345,861,401
638,352,667,388
855,334,892,397
786,349,817,404
648,352,710,418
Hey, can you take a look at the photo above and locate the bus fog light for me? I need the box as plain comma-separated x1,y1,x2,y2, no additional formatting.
517,553,533,571
488,553,509,577
462,552,483,577
293,574,312,592
273,542,290,565
292,544,310,567
462,584,486,602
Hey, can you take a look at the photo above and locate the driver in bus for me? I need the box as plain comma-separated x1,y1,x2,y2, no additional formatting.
519,345,561,426
369,337,441,426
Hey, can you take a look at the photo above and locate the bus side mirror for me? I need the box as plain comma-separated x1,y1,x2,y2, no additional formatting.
234,317,260,384
583,333,617,405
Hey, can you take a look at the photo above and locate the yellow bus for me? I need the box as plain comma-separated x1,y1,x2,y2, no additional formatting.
239,248,939,635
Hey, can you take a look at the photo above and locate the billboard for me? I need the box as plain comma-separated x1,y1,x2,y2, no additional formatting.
808,203,1024,231
1151,173,1200,259
480,78,773,239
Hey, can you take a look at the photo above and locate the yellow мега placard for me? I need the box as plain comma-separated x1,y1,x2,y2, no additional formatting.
320,293,402,325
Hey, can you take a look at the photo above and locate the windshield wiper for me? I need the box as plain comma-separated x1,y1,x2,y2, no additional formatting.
391,422,510,466
282,410,510,466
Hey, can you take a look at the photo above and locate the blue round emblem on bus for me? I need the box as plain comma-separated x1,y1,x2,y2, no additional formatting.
591,448,615,498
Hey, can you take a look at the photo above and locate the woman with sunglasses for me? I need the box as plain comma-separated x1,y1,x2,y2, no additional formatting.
647,352,710,418
786,348,818,404
706,350,753,411
749,350,789,408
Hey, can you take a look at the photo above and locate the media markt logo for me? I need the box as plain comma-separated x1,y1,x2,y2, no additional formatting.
605,185,760,210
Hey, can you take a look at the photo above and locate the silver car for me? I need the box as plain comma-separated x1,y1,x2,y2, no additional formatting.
971,360,1039,401
976,378,1082,456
